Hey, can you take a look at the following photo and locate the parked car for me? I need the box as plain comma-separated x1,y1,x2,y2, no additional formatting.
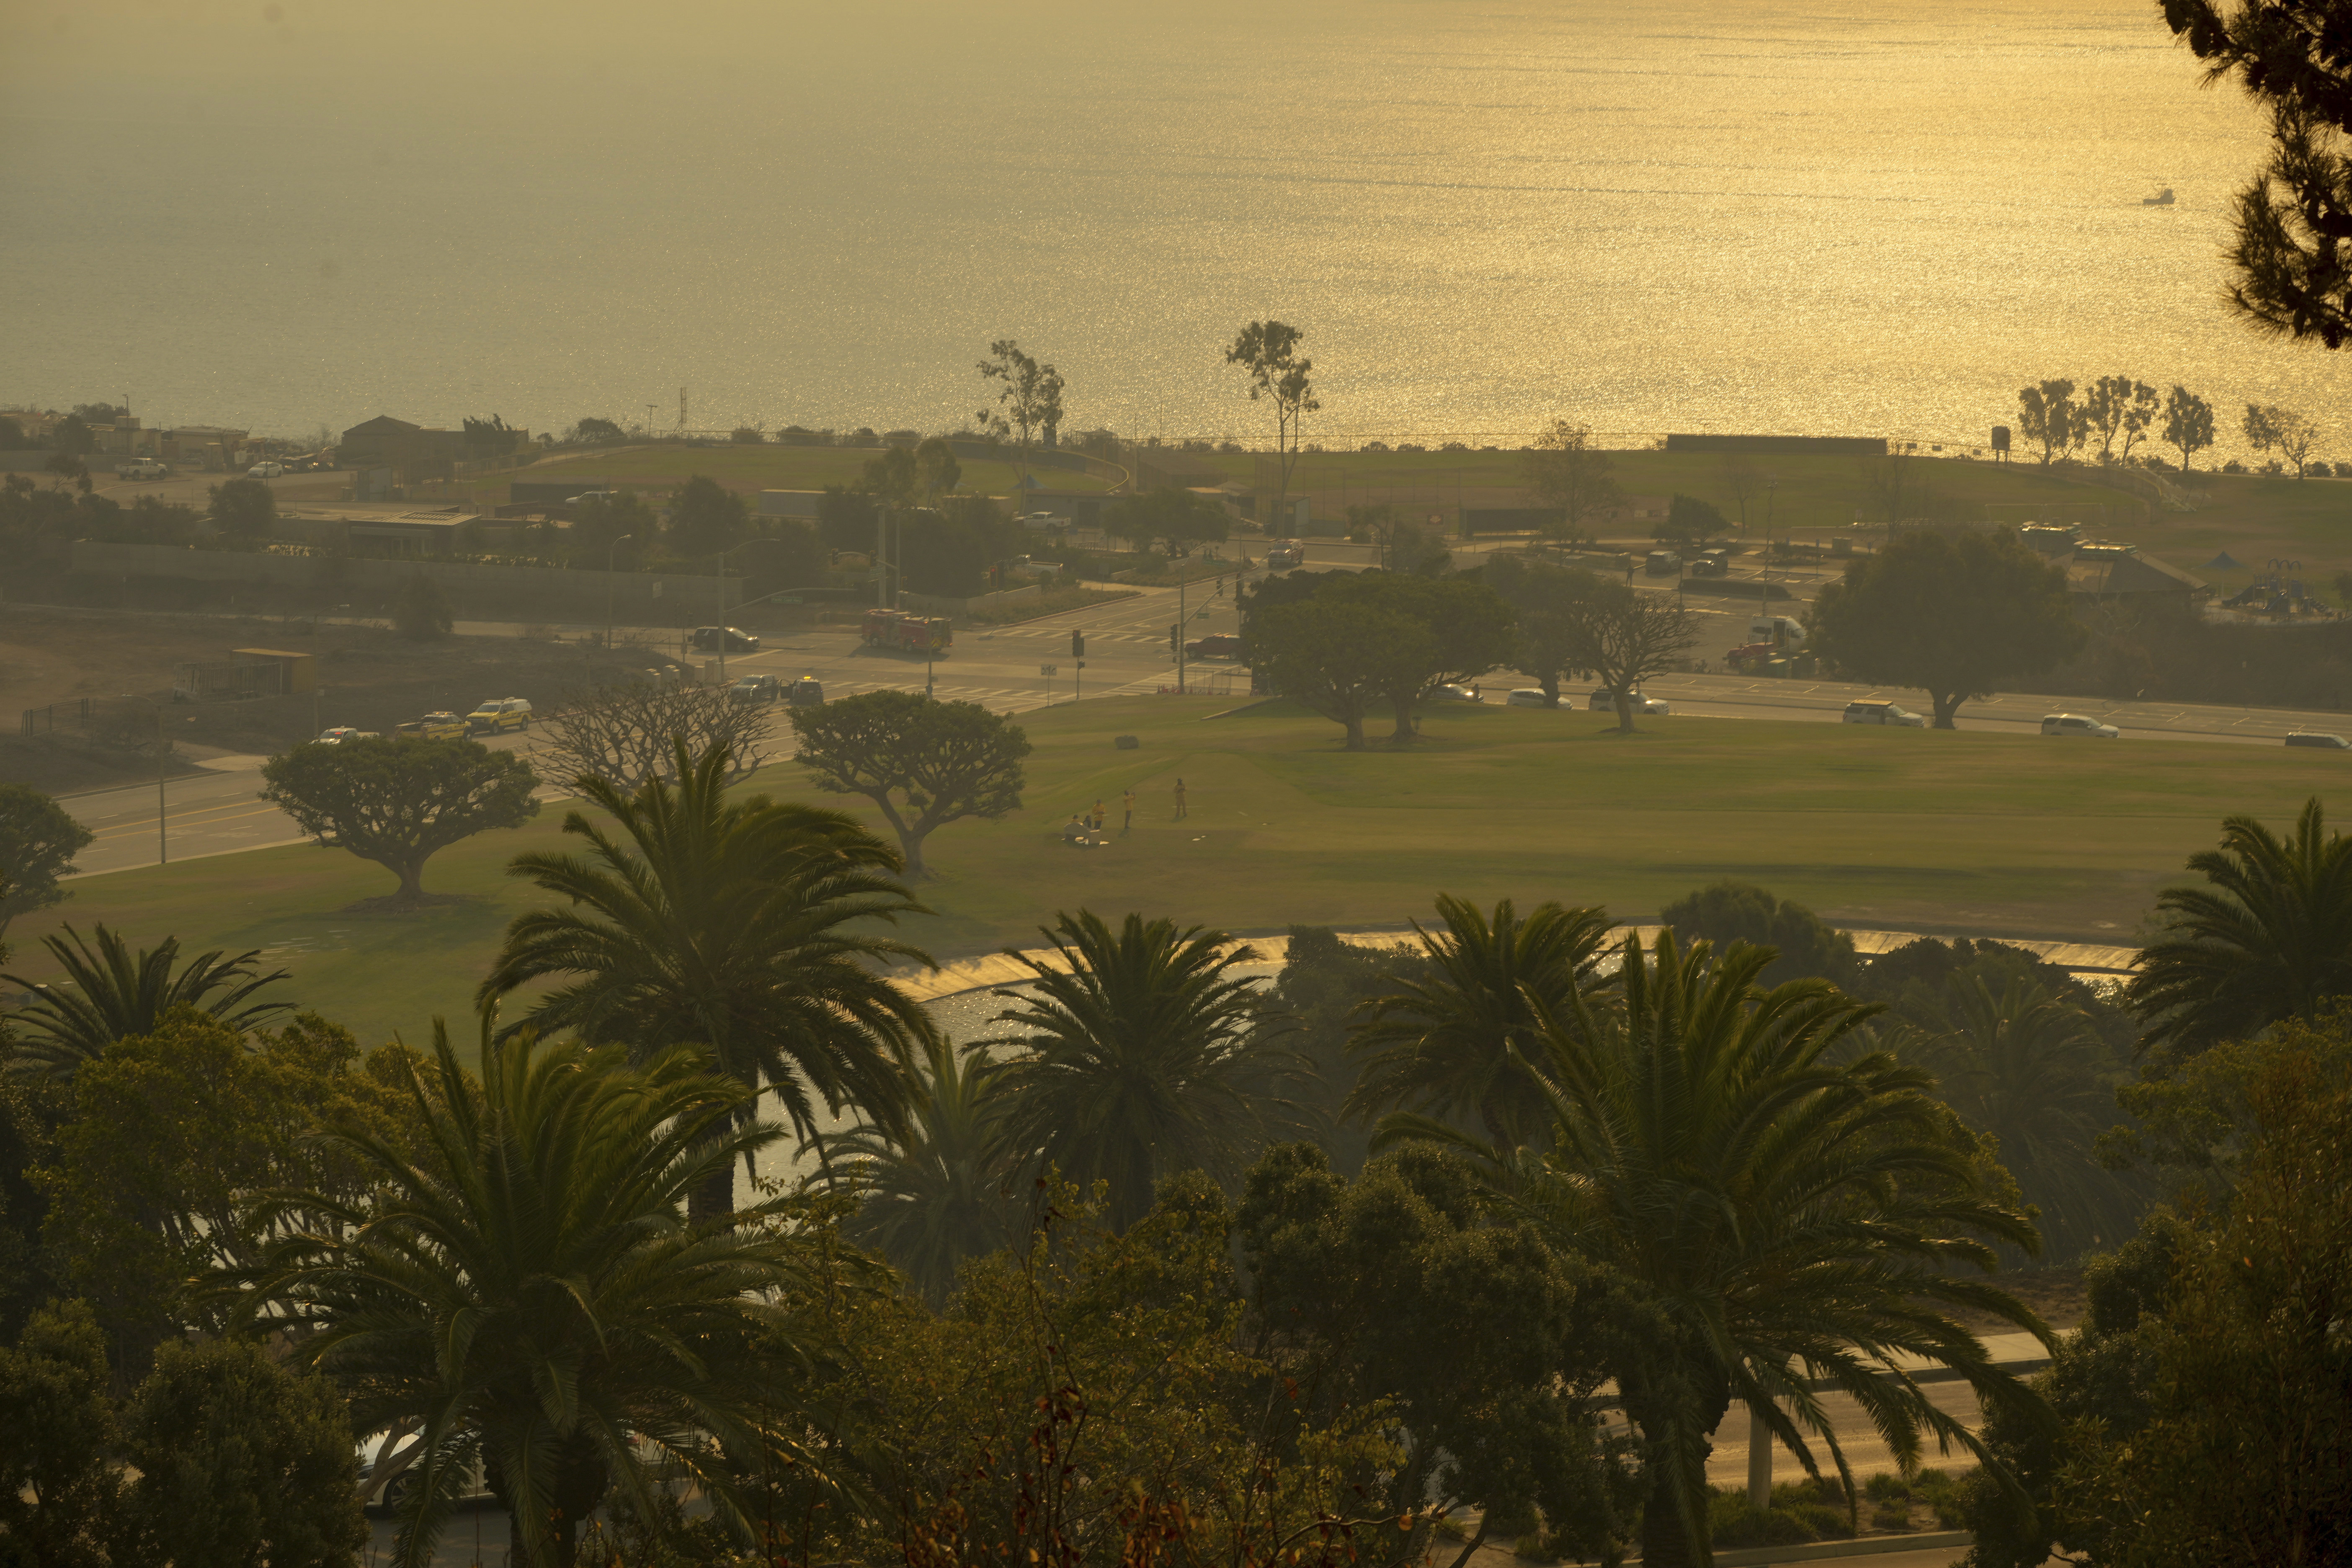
2041,713,2120,739
114,459,168,480
395,712,469,740
1644,551,1681,576
1505,688,1553,708
567,490,621,506
1265,541,1306,567
1688,550,1730,578
730,674,782,704
466,696,533,734
1843,699,1925,728
788,676,826,707
1589,688,1671,715
314,727,374,744
691,625,760,653
1427,682,1481,702
358,1431,491,1514
1185,633,1244,658
2285,731,2352,749
247,460,286,478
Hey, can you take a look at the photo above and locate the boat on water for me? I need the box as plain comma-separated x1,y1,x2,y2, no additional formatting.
2143,187,2176,206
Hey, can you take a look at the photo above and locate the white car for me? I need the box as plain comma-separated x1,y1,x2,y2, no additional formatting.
2042,713,2120,739
115,459,168,480
315,727,376,744
1505,688,1553,708
247,460,286,478
1843,699,1925,728
1589,688,1671,716
1428,683,1481,702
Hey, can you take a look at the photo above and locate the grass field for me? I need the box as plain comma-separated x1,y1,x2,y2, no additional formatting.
9,700,2334,1047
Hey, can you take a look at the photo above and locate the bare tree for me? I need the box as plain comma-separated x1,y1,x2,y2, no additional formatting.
1720,456,1767,532
1522,420,1625,543
1560,580,1697,732
534,683,774,793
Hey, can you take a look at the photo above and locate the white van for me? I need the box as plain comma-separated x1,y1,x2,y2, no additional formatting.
1843,699,1924,727
2042,713,2120,739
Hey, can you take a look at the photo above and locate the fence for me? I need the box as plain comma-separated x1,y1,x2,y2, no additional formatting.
19,696,153,740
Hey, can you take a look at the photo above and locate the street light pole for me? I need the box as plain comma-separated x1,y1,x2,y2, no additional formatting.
605,533,634,648
1176,545,1189,694
124,693,167,865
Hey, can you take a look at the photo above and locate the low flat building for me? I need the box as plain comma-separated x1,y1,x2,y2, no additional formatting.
2062,542,2207,614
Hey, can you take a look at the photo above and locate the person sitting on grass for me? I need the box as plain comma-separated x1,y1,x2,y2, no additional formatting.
1060,814,1093,846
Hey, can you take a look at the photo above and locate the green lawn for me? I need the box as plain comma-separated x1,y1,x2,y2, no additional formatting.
11,701,2329,1047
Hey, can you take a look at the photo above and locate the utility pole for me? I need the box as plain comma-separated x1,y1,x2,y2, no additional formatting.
874,505,889,608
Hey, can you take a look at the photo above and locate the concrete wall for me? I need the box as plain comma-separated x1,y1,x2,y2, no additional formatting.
67,541,762,622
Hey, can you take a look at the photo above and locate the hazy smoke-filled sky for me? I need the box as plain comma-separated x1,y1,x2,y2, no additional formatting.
4,0,2336,456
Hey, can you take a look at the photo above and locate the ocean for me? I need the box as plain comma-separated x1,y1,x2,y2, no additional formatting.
1,0,2335,458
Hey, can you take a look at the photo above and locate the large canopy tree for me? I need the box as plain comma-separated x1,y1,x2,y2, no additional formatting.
789,691,1031,877
261,735,539,905
0,781,93,937
1246,597,1434,750
1806,527,2082,728
1325,573,1517,741
482,740,936,1215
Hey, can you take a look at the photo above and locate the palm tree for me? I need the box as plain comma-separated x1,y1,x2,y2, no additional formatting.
479,740,936,1215
1343,895,1614,1150
984,910,1306,1230
2127,797,2352,1058
818,1034,1020,1305
227,1019,824,1568
1901,973,2146,1260
1385,933,2049,1568
1,924,293,1081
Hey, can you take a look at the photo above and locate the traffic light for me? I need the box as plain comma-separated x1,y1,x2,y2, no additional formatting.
1170,624,1180,656
1071,629,1086,658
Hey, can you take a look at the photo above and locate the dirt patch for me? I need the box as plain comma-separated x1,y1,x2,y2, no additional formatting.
0,732,215,797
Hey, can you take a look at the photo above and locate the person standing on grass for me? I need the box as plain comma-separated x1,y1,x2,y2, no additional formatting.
1173,778,1188,820
1122,787,1136,834
1091,798,1107,833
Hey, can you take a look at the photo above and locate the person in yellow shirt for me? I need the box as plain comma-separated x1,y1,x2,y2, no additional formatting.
1173,778,1189,820
1121,787,1136,834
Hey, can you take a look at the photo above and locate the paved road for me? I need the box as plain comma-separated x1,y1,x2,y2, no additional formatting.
61,582,1243,877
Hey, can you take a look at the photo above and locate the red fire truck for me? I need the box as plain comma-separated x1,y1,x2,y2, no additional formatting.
861,608,953,655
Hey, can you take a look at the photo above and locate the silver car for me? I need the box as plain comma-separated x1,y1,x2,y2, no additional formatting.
2041,713,2120,739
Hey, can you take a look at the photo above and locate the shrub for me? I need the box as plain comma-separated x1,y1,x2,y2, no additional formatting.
1862,1472,1910,1502
2223,459,2247,473
391,575,454,640
1871,1502,1915,1531
730,426,765,444
2311,460,2334,477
